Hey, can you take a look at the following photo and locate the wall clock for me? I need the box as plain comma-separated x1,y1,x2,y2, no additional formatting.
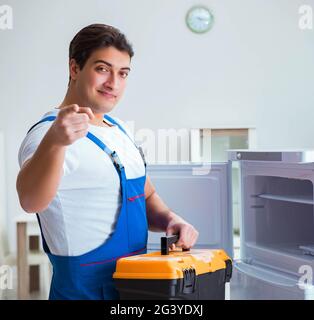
186,6,214,34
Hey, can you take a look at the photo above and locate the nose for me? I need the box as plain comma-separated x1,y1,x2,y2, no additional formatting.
104,72,119,91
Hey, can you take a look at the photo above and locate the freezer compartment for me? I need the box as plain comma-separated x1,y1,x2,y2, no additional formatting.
240,162,314,275
230,260,314,300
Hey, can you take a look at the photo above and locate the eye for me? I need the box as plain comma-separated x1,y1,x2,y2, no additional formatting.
96,66,110,73
120,71,129,79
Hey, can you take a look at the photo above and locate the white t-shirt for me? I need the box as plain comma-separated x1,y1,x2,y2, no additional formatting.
18,109,145,256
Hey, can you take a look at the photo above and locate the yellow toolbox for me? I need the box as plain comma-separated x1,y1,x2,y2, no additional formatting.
113,235,232,300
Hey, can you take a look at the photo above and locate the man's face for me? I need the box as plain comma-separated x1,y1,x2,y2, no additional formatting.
70,46,131,114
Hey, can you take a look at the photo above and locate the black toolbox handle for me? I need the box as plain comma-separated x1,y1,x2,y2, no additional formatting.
161,235,190,255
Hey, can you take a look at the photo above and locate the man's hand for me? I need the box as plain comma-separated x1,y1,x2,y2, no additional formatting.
16,104,94,213
46,104,94,146
166,218,199,250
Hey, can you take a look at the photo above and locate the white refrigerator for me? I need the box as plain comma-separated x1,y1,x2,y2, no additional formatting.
146,151,314,300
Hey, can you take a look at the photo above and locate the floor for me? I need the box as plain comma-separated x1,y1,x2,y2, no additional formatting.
1,235,240,300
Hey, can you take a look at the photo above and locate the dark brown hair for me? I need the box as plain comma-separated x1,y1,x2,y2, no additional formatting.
68,24,134,84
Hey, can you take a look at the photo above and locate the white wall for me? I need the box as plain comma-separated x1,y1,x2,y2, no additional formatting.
255,2,314,149
0,0,313,253
0,132,8,262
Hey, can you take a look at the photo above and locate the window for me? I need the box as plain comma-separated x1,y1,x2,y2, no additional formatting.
190,127,256,235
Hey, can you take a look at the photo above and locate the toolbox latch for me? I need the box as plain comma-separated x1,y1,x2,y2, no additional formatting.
182,268,196,294
225,259,233,282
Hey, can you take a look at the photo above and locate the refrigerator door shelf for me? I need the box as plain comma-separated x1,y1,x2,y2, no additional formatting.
230,260,314,300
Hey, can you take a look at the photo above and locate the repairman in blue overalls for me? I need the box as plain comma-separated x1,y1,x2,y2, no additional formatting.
16,24,199,300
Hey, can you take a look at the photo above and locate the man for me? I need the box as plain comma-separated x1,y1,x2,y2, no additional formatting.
16,24,198,300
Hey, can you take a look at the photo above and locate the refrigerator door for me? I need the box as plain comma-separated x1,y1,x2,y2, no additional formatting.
230,261,314,300
146,163,233,258
228,150,314,299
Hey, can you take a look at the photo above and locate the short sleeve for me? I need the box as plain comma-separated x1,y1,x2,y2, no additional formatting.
18,122,53,168
18,121,78,176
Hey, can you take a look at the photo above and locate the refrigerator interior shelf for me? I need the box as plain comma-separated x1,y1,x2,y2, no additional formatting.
257,193,314,205
299,245,314,256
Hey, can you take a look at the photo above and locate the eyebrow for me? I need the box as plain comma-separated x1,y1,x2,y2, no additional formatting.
93,59,131,71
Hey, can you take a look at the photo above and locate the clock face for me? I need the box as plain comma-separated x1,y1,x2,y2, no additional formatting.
186,6,214,34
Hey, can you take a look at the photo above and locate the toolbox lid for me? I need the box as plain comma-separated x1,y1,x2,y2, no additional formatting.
113,249,231,280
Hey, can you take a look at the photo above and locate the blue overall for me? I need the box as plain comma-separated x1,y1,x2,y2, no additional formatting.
27,114,148,300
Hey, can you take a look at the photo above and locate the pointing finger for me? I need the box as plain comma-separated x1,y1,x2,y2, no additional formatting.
60,104,80,116
77,107,94,120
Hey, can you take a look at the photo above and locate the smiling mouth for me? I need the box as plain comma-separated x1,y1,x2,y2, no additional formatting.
97,90,117,99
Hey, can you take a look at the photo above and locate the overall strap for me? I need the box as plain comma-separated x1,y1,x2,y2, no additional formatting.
27,116,57,134
36,214,51,254
27,115,124,176
104,115,130,139
27,115,126,255
86,132,124,174
28,115,146,167
104,114,147,168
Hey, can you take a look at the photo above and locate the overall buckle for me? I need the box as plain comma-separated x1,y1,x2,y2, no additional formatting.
110,151,124,171
138,146,147,167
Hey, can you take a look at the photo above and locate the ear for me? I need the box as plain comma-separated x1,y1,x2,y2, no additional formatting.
69,58,80,81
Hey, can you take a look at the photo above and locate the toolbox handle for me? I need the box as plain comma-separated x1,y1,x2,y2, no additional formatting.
161,235,190,255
